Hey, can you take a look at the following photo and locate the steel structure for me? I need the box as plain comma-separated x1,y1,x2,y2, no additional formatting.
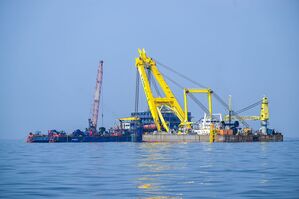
183,88,213,124
89,60,103,131
224,97,269,133
135,49,185,132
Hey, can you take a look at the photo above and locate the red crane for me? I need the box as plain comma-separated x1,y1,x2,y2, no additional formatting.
88,60,103,133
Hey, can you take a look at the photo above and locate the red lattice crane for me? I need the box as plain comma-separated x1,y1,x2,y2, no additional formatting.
88,60,103,133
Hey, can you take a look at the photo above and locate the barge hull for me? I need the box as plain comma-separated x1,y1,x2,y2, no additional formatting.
142,134,283,142
28,134,142,143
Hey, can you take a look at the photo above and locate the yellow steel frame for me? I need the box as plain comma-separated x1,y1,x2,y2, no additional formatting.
224,115,260,121
118,117,140,121
224,97,269,122
135,49,185,132
183,88,213,123
260,97,269,121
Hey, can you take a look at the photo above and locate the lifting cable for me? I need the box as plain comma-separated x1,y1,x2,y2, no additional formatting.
213,92,230,110
162,72,210,114
155,57,230,110
162,72,184,90
188,93,210,114
152,77,163,97
213,92,250,127
155,58,228,107
155,59,207,88
230,114,250,128
146,68,163,97
234,100,262,115
155,58,251,128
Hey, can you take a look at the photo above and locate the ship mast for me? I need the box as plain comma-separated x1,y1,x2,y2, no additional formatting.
89,60,103,132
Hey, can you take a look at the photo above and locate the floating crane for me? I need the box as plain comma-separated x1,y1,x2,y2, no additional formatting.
135,49,213,133
88,60,103,133
134,49,278,142
224,97,269,134
135,49,185,132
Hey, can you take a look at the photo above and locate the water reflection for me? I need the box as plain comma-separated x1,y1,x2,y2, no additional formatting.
136,143,183,198
258,143,269,187
1,141,297,198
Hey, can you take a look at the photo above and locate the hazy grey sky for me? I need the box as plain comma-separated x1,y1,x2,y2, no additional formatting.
1,0,298,139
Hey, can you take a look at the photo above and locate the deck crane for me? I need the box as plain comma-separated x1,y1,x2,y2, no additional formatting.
135,49,185,132
224,97,269,134
88,60,103,133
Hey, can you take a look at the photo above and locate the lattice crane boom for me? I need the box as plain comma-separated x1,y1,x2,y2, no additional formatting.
89,60,103,131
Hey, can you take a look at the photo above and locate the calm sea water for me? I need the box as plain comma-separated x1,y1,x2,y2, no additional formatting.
0,139,298,199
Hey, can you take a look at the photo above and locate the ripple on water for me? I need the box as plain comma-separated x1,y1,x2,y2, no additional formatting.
0,141,299,198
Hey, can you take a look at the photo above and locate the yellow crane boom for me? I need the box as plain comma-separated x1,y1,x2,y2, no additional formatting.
135,49,185,132
224,97,269,122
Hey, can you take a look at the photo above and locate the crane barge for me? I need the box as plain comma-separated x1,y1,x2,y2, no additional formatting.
130,49,283,142
27,61,141,143
27,49,283,143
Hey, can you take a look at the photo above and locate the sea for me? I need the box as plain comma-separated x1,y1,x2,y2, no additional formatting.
0,139,298,199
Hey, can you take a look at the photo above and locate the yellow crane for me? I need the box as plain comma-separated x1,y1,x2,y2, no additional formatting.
135,49,185,132
224,97,269,134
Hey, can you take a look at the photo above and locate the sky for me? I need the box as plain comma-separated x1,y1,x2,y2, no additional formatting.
0,0,298,139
